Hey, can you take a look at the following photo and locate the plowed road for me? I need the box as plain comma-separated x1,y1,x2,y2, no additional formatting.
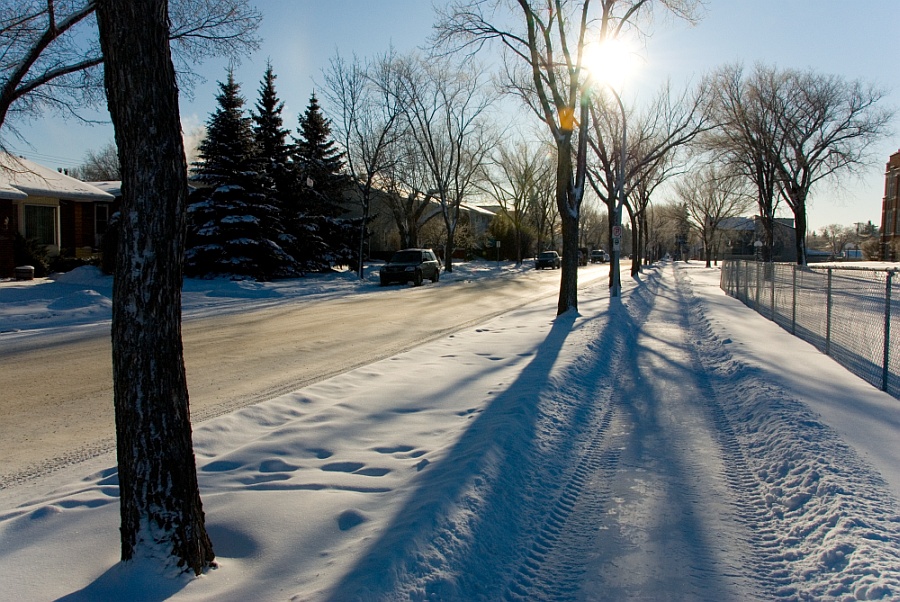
0,266,606,486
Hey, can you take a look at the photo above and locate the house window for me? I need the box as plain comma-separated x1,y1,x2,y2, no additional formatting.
95,203,110,247
24,205,57,246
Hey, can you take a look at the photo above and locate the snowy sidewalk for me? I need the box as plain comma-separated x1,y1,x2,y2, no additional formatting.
1,262,899,601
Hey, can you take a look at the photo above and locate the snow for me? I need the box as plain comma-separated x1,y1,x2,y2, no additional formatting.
0,153,114,201
2,261,900,600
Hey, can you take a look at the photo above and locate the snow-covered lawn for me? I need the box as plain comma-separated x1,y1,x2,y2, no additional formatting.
1,261,899,600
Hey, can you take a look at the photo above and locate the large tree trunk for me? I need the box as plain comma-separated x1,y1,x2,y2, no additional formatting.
556,142,579,315
96,0,214,575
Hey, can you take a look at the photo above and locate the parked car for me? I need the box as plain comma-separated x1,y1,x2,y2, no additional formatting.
536,250,561,270
590,249,609,263
379,248,441,286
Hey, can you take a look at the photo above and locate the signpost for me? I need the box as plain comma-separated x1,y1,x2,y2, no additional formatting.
612,225,622,251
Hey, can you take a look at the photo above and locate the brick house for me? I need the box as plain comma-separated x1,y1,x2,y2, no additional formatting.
0,154,115,277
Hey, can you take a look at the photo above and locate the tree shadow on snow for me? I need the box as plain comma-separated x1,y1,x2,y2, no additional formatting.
325,274,650,600
324,308,583,601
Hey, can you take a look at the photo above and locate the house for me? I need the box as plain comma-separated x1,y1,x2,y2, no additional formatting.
0,154,115,277
719,215,797,262
339,181,497,256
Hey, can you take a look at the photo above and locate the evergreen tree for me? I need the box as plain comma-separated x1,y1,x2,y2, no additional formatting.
290,92,356,269
252,62,293,190
251,63,304,267
293,92,349,217
186,70,296,279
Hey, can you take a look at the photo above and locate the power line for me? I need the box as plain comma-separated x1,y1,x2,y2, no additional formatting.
4,145,84,168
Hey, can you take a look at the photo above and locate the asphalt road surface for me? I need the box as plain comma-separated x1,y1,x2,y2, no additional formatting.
0,265,606,488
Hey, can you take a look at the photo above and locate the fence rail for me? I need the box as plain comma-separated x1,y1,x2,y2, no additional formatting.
720,260,900,398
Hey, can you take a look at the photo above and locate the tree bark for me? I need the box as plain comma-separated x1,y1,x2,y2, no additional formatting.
556,140,580,315
95,0,214,575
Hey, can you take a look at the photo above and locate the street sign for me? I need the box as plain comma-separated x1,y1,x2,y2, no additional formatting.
612,225,622,238
613,237,621,250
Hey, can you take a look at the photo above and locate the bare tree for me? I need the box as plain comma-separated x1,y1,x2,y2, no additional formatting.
816,223,854,258
379,138,441,249
322,50,404,278
579,202,606,247
437,0,701,311
96,0,213,574
587,80,710,287
768,68,893,265
70,140,121,181
391,53,494,272
483,138,553,264
526,149,559,253
676,164,753,267
705,63,784,263
0,0,261,138
708,63,893,265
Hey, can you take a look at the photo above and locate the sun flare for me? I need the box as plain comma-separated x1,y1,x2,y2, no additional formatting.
582,36,639,88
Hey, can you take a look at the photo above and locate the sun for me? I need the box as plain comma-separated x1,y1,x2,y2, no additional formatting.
582,36,639,89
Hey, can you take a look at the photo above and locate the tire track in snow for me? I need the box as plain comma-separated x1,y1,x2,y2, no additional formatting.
500,272,661,601
523,264,770,600
671,266,792,598
503,405,617,601
674,265,900,600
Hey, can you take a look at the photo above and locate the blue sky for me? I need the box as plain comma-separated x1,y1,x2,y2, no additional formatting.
6,0,900,232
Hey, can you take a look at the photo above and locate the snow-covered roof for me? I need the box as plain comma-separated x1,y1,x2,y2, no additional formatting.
0,153,114,202
0,180,27,201
719,216,755,231
86,180,122,197
461,203,497,218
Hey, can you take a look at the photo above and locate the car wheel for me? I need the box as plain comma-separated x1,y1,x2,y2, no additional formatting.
432,269,440,283
413,270,423,286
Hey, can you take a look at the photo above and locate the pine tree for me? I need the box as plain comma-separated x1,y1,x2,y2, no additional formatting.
291,92,356,269
293,92,348,217
250,63,303,269
186,70,296,279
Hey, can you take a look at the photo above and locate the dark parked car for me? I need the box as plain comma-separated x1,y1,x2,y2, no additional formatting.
536,250,561,269
380,248,441,286
590,249,609,263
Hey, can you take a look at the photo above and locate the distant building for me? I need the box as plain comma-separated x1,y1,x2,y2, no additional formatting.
719,215,797,262
880,149,900,260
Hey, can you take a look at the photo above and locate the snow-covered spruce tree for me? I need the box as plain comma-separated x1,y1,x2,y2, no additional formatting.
290,93,358,270
250,62,304,271
186,70,296,279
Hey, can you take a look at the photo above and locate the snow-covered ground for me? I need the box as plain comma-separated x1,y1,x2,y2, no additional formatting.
1,261,899,600
0,261,535,336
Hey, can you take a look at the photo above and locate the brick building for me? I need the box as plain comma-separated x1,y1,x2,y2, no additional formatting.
880,149,900,260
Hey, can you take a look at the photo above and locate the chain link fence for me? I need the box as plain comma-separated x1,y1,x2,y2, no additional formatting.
720,260,900,398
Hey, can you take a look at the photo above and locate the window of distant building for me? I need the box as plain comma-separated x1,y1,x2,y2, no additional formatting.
23,204,57,246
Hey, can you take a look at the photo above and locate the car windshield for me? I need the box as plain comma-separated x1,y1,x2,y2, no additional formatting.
390,250,422,263
539,252,556,258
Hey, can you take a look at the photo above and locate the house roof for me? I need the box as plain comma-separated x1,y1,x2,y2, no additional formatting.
0,153,114,202
461,203,497,218
87,181,122,197
0,181,28,201
718,216,755,231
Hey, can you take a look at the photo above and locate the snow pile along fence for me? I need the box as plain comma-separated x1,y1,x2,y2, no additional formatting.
721,260,900,398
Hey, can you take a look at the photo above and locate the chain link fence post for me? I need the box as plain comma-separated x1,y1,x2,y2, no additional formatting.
770,264,776,320
826,268,833,356
791,265,797,335
884,271,893,392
